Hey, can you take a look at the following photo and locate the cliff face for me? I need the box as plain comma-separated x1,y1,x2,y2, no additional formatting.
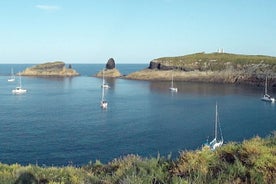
21,61,79,77
127,52,276,86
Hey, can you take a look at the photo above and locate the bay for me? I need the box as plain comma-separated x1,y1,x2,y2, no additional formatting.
0,64,275,166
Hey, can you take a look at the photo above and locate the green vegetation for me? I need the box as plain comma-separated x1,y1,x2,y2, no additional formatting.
154,52,276,72
29,61,65,71
1,133,276,183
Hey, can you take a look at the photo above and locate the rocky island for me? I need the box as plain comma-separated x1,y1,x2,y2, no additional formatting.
95,58,122,78
126,52,276,86
21,61,79,77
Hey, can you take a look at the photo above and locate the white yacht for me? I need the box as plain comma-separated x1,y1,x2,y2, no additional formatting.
12,73,27,94
261,77,275,103
8,68,15,82
169,73,178,92
205,103,223,150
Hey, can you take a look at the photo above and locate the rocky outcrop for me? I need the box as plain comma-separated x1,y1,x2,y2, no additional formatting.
21,61,79,77
126,52,276,86
95,58,122,78
95,68,122,78
106,58,115,69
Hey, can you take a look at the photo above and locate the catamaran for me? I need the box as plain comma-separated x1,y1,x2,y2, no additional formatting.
12,73,27,94
8,68,15,82
205,103,223,150
169,73,178,92
261,77,275,103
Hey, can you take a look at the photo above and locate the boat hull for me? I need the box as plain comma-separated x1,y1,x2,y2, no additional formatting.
101,101,108,109
12,88,27,95
261,95,275,103
169,87,178,92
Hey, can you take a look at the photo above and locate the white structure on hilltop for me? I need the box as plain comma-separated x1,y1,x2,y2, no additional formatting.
217,48,224,53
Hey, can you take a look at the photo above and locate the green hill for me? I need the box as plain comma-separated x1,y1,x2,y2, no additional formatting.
150,52,276,71
126,52,276,85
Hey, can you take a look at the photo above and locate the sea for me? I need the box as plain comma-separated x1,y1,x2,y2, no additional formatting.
0,63,276,166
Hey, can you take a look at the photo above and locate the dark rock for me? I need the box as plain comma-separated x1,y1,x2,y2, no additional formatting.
106,58,115,69
159,64,175,70
149,61,159,69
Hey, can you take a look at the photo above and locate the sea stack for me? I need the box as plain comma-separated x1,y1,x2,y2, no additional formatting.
95,58,122,78
21,61,79,77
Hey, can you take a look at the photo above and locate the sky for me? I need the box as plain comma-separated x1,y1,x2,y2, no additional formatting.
1,0,276,64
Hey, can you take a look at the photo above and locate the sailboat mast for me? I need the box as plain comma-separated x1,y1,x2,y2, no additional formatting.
265,77,268,94
214,103,218,140
102,69,105,86
171,74,174,88
19,73,22,88
101,82,105,101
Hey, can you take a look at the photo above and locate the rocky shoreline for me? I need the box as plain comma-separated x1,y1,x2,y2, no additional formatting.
125,69,267,86
125,52,276,87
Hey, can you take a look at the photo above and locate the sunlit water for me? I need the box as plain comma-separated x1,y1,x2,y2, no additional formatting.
0,64,275,166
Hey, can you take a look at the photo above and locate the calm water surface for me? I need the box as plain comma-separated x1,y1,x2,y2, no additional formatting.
0,64,275,166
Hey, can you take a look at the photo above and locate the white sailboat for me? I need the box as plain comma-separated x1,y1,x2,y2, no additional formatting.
100,78,108,109
8,68,15,82
261,77,275,103
101,69,110,89
12,73,27,94
205,103,223,150
169,73,178,92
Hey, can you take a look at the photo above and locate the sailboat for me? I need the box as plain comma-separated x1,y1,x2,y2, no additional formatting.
101,69,110,89
261,77,275,103
169,73,178,92
12,73,27,94
100,79,108,109
205,103,223,150
8,68,15,82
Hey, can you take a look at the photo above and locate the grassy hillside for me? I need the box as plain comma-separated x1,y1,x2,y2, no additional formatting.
157,52,276,64
1,133,276,183
151,52,276,72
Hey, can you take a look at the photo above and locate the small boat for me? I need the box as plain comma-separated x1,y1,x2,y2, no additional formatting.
101,69,110,89
8,68,15,82
261,77,275,103
169,73,178,92
205,103,223,150
12,73,27,94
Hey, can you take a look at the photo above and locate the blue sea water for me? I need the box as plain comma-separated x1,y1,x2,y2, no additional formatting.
0,64,276,166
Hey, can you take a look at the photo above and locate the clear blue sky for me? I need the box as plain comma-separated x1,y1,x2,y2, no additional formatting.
1,0,276,64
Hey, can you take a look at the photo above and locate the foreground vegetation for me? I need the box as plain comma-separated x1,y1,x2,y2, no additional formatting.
2,133,276,183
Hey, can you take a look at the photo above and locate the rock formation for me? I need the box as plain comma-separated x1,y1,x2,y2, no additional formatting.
95,58,122,78
106,58,116,69
126,52,276,86
21,61,79,77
